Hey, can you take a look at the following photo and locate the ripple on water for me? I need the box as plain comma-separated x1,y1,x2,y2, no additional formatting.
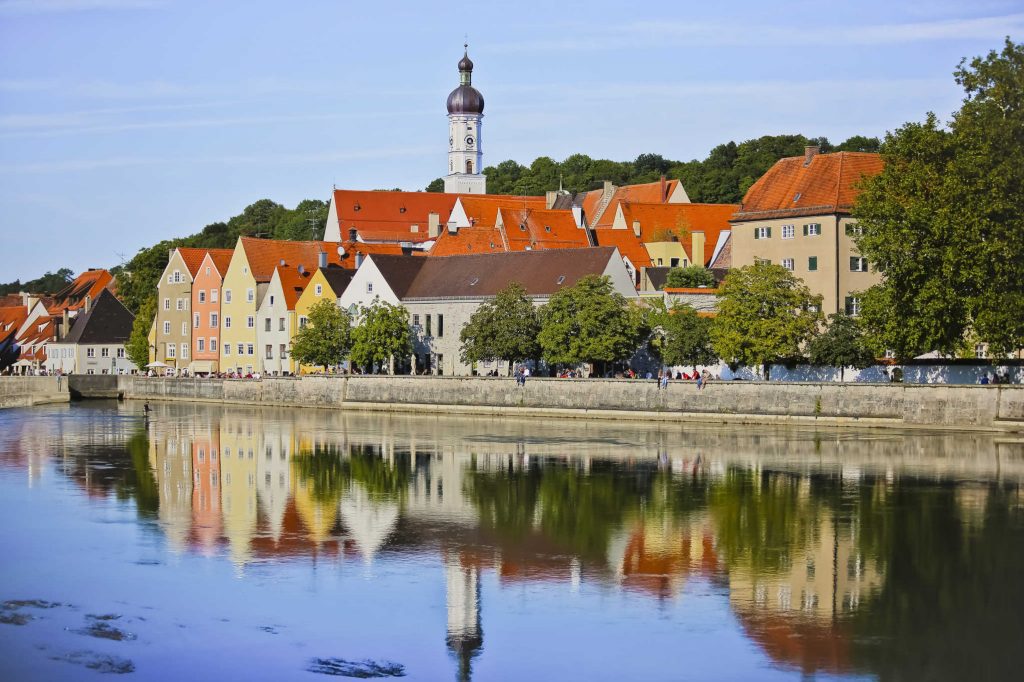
307,657,406,678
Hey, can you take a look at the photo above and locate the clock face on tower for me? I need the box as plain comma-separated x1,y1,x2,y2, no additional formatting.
465,135,475,147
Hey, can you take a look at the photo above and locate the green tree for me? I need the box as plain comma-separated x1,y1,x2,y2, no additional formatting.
425,177,445,192
710,263,822,379
350,299,412,373
649,302,717,368
665,265,716,288
836,135,881,152
459,282,540,373
126,295,156,370
537,275,646,373
807,313,877,380
290,299,352,371
854,39,1024,357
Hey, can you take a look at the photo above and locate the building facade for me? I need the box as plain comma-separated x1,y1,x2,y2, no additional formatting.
190,250,233,375
444,47,486,194
45,289,137,374
155,249,196,372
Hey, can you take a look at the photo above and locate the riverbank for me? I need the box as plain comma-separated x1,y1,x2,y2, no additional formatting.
106,375,1024,432
0,376,69,408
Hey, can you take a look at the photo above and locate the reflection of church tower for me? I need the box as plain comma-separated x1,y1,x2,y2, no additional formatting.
445,553,483,682
444,45,486,194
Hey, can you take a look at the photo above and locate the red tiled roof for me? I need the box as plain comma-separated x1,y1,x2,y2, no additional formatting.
331,189,459,243
591,230,653,270
457,195,546,227
430,207,588,256
582,179,684,228
48,269,114,314
239,238,343,282
336,239,419,269
0,306,28,343
179,247,234,277
429,228,507,256
618,202,738,267
734,151,883,220
275,266,313,310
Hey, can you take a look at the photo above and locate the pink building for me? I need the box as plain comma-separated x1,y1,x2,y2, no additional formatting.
190,249,234,375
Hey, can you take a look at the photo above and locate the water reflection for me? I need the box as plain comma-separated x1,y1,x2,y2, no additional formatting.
1,402,1023,681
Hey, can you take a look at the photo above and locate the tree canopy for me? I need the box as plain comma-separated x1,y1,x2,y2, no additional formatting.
807,313,876,379
426,134,879,202
648,302,717,368
125,295,156,370
349,300,412,372
710,263,822,377
0,268,74,296
665,265,716,288
854,39,1024,358
459,282,540,371
290,299,352,371
537,275,646,371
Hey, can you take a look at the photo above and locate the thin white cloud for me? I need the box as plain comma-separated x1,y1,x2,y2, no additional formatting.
489,13,1024,52
0,0,162,14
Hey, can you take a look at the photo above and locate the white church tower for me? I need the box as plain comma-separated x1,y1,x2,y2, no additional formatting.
444,45,486,194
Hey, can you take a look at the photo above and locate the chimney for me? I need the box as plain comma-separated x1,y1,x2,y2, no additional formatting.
545,190,557,210
355,252,364,268
691,231,706,268
168,249,174,261
61,309,69,341
632,220,641,238
348,227,358,242
639,266,648,292
84,294,92,313
428,212,441,239
660,175,667,202
603,180,614,199
318,251,327,269
804,145,820,166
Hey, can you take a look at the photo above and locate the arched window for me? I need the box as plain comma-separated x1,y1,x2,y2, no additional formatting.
466,159,473,174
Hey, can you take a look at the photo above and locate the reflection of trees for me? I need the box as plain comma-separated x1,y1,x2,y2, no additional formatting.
291,444,410,504
849,483,1024,681
58,428,159,517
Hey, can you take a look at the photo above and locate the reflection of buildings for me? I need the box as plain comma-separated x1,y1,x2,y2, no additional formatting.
191,416,222,555
445,552,483,682
148,414,193,552
219,416,260,565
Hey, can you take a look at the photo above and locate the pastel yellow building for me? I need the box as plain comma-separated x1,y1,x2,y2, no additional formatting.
293,266,354,374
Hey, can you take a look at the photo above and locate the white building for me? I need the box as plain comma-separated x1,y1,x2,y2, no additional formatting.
256,263,314,376
45,289,137,375
444,46,486,195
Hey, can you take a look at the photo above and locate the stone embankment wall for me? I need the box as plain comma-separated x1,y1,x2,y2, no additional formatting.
112,375,1024,432
0,376,70,408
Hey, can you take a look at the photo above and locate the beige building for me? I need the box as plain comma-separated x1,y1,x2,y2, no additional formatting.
731,148,884,316
154,248,210,372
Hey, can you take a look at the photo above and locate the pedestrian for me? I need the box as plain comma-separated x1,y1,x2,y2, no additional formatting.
980,374,990,385
522,366,530,385
660,373,669,390
695,372,703,390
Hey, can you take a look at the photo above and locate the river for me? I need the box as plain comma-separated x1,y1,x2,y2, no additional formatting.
0,401,1022,681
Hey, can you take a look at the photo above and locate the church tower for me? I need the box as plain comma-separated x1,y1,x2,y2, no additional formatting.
444,45,486,194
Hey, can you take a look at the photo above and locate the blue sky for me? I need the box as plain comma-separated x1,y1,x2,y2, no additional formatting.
1,0,1021,281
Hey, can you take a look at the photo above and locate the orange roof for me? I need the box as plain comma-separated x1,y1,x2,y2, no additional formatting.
331,189,459,243
429,207,589,256
734,151,883,220
275,265,313,310
582,179,684,228
48,269,114,314
619,202,738,267
0,306,28,342
457,195,546,227
429,227,507,256
239,238,343,282
591,229,653,269
336,239,419,269
179,247,234,277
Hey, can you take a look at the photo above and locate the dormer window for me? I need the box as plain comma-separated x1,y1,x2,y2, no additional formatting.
469,277,479,286
557,275,566,285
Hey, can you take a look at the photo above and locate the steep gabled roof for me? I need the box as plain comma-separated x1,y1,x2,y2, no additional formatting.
275,265,314,310
455,195,546,228
336,239,417,269
318,266,355,297
180,247,234,277
733,151,884,221
61,289,134,345
239,238,341,282
617,202,738,267
429,227,507,257
330,189,460,243
373,247,618,299
499,207,591,251
581,179,686,228
591,230,653,269
48,269,114,314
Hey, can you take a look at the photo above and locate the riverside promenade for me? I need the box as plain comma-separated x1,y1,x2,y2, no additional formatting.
49,374,1024,433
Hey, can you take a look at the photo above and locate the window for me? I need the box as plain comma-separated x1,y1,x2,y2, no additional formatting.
173,270,181,283
117,348,125,358
437,314,444,338
211,289,218,303
279,318,285,331
167,344,176,358
975,343,987,359
299,316,308,329
237,344,244,355
412,314,420,327
198,338,205,352
225,316,232,328
176,298,185,311
194,313,200,328
182,322,187,336
199,290,206,303
670,258,680,267
850,257,868,272
269,295,274,306
247,289,254,302
164,298,170,311
315,284,323,296
845,223,863,236
181,343,189,359
755,258,772,265
279,344,287,359
87,348,95,358
163,321,171,335
808,256,818,271
782,258,795,271
803,223,822,236
426,315,432,336
247,344,254,356
210,338,217,352
437,353,444,376
845,296,861,316
265,318,271,332
247,316,254,328
101,347,109,357
167,274,173,284
224,343,231,355
657,258,663,265
782,224,795,239
754,226,771,240
366,281,374,294
266,344,273,360
225,290,232,303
